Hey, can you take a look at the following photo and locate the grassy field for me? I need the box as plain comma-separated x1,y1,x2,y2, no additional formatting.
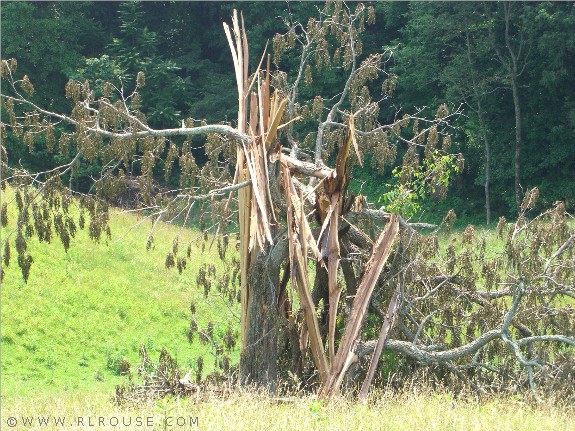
1,193,239,398
2,191,574,430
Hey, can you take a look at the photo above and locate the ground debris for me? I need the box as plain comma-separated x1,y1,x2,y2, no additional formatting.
114,345,234,405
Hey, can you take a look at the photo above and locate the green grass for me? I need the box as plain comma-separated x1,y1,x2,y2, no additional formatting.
1,193,239,398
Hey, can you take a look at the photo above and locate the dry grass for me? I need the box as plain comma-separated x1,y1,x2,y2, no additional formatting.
2,388,574,431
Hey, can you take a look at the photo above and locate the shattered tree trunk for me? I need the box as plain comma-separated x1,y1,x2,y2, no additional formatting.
226,11,401,395
240,250,281,390
224,11,289,390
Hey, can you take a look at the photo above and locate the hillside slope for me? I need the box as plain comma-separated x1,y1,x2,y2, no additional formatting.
1,199,238,398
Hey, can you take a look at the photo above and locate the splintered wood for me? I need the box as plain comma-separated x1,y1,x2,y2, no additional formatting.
226,9,399,398
224,11,251,354
281,117,400,397
224,11,287,355
282,162,329,383
321,213,399,397
322,113,355,363
359,280,402,402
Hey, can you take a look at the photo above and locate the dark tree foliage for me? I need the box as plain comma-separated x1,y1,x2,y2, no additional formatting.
2,1,573,220
394,2,575,219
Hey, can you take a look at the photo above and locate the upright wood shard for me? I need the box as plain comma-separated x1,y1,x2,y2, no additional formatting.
358,283,402,402
225,11,251,355
238,149,251,353
263,55,271,132
282,162,329,384
282,159,296,311
293,242,330,384
349,115,362,167
282,166,321,262
327,193,342,361
265,96,287,149
321,115,355,363
321,214,400,397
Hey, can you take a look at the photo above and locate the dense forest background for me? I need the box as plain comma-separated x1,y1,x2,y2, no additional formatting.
2,1,574,224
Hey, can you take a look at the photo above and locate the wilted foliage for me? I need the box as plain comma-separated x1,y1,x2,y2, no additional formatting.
342,191,574,400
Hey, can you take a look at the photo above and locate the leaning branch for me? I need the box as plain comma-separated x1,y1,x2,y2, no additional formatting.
1,94,251,144
176,180,253,201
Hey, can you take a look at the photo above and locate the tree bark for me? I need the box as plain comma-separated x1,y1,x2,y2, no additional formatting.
240,242,287,391
510,73,522,210
479,107,492,225
240,254,279,391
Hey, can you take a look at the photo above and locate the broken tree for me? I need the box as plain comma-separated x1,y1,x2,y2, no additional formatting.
2,3,573,400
